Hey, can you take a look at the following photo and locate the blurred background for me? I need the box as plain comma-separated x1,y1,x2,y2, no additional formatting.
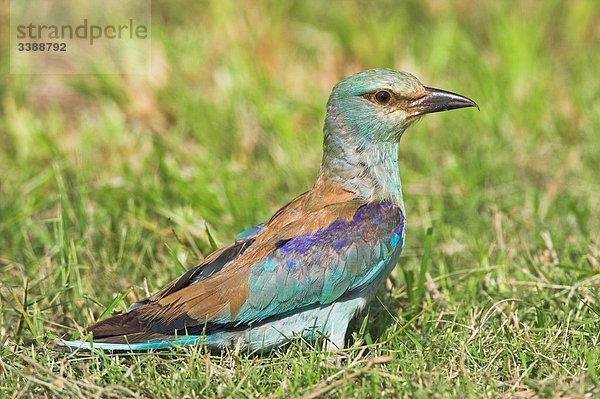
0,0,599,396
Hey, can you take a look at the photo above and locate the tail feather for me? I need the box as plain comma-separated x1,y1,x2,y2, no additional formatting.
55,335,204,352
54,308,206,352
87,310,146,340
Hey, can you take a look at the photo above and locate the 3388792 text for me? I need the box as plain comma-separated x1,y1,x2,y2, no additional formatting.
17,42,67,51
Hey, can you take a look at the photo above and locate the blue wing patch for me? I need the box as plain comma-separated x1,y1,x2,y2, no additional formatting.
237,202,405,324
236,223,266,241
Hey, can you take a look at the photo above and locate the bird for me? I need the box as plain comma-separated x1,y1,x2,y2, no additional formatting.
57,69,477,352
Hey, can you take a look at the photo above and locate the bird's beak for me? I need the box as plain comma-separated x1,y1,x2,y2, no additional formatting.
410,86,479,115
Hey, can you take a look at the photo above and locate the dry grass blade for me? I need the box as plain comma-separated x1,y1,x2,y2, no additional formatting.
299,356,392,399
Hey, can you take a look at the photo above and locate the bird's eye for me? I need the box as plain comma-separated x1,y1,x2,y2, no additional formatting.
374,90,392,104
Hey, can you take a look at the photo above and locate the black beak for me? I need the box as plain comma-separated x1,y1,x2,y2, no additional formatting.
411,86,479,115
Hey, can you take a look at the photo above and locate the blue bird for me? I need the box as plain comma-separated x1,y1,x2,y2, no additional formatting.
58,69,477,352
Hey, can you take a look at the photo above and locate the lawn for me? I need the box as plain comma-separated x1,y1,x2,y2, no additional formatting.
1,1,599,397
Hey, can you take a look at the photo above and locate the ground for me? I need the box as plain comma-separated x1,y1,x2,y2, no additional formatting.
0,1,598,398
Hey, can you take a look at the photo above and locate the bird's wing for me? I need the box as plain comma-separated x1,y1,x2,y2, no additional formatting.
127,222,267,312
234,200,405,325
88,183,404,342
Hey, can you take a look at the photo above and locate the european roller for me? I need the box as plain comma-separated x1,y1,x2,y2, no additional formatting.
58,69,477,352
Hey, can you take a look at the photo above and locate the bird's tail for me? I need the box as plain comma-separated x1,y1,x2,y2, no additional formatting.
54,335,204,352
55,309,204,352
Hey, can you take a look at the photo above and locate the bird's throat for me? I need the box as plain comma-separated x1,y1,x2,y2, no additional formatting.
318,127,403,205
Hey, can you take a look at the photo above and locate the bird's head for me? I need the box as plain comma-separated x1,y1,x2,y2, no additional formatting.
327,69,478,143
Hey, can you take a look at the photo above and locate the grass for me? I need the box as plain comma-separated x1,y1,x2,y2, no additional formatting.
1,1,599,397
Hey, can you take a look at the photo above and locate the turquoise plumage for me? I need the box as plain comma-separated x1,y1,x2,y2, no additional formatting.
57,69,477,352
